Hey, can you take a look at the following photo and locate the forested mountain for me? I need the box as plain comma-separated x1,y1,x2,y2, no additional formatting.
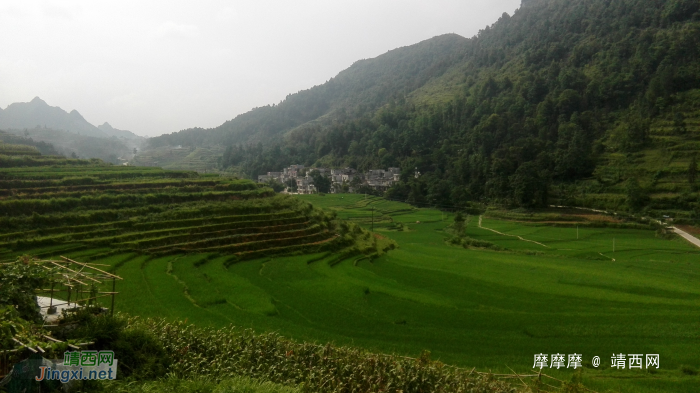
145,0,700,219
148,34,469,148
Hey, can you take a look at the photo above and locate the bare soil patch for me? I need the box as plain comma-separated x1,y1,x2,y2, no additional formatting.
569,214,621,223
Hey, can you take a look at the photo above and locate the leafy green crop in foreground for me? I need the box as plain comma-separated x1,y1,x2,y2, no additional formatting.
103,375,303,393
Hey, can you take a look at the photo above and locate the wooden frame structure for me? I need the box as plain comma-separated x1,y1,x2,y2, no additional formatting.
0,256,118,378
36,256,124,322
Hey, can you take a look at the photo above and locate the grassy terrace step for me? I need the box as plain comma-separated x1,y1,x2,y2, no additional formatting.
0,186,226,200
0,179,258,196
131,211,304,231
101,222,313,249
142,225,325,251
0,183,260,200
0,176,205,189
0,178,221,189
223,236,343,264
0,189,275,216
0,201,303,232
2,218,318,252
0,168,197,180
1,228,124,248
0,211,306,243
158,231,335,254
0,145,42,157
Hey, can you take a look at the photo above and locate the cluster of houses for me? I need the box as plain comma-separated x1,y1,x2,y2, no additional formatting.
257,165,404,194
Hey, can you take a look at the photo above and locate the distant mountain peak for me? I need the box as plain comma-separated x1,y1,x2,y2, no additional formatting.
0,98,106,138
30,96,48,105
68,109,87,121
97,121,141,139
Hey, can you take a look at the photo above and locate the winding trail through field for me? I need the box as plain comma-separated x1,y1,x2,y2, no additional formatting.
672,226,700,249
478,216,550,248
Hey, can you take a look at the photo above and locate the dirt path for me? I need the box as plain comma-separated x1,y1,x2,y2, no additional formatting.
478,216,550,248
598,252,615,262
672,226,700,249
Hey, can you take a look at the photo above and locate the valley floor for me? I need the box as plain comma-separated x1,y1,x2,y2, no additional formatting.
9,194,700,393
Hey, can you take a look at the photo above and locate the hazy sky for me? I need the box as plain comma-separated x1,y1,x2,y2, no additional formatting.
0,1,521,137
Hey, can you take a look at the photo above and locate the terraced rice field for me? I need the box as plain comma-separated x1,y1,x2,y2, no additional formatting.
0,159,347,261
3,150,699,392
130,146,224,172
9,193,692,393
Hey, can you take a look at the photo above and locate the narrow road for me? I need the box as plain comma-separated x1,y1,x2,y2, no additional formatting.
672,226,700,249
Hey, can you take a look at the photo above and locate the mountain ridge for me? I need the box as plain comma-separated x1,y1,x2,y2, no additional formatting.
0,97,107,138
0,97,142,140
0,97,144,163
148,33,469,148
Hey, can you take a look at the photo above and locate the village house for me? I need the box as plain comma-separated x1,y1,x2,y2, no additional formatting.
295,176,316,194
258,165,402,194
364,167,400,191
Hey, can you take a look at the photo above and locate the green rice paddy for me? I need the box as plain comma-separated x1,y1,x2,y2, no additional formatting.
14,193,698,392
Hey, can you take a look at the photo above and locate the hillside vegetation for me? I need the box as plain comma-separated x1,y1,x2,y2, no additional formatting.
0,130,59,156
148,34,469,149
3,127,134,164
145,0,700,219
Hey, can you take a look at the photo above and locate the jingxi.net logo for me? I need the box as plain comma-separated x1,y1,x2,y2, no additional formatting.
35,351,118,383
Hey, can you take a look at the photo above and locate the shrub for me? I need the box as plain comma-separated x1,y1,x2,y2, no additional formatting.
0,255,53,323
56,312,170,380
681,365,698,376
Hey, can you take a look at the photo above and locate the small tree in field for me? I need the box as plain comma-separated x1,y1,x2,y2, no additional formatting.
453,212,465,236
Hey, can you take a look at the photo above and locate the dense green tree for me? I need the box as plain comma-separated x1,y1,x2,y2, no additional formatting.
0,256,53,323
510,161,550,207
625,178,648,211
266,179,286,193
309,170,331,193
